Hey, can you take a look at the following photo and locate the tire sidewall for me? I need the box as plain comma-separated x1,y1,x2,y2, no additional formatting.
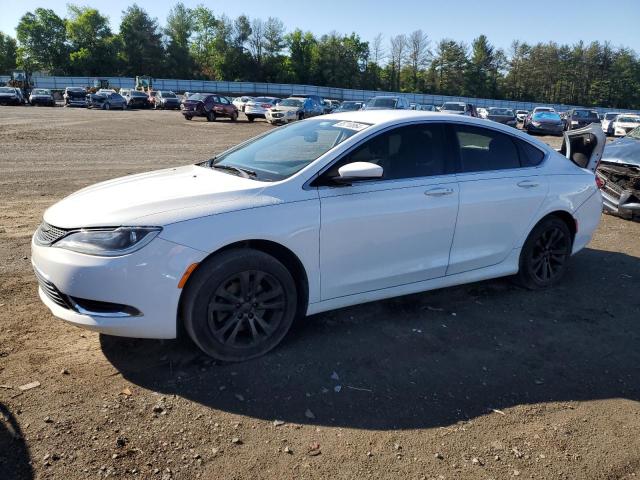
182,249,298,362
518,216,572,289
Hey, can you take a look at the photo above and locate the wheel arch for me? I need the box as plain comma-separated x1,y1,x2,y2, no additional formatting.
522,209,577,251
177,239,310,336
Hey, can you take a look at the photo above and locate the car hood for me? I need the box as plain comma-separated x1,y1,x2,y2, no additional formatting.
43,165,269,229
601,137,640,167
0,92,16,97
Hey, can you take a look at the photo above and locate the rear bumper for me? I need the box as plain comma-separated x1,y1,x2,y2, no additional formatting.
527,123,564,135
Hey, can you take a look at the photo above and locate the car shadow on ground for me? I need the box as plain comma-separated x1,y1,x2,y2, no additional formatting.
0,403,33,480
102,247,640,430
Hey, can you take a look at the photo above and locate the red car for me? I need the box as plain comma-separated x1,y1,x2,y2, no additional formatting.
181,93,239,122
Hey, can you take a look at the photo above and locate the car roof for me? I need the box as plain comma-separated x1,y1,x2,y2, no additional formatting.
320,110,553,150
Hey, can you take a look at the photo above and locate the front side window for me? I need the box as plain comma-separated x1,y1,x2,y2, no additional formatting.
326,123,449,181
219,96,230,105
454,125,520,172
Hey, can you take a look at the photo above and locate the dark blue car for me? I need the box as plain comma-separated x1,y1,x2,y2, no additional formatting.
596,127,640,219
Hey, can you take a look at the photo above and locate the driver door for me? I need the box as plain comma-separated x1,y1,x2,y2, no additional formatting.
317,123,459,300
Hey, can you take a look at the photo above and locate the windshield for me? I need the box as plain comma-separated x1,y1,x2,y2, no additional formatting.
368,98,398,108
535,107,554,113
604,113,619,120
618,116,640,123
131,91,146,97
338,102,362,111
280,99,303,107
210,119,371,181
188,93,208,101
253,97,275,103
488,108,514,116
442,102,465,111
33,89,50,95
0,87,15,93
161,91,177,98
574,110,598,119
516,110,528,114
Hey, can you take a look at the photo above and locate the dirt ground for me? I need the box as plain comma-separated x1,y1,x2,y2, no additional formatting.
1,106,639,480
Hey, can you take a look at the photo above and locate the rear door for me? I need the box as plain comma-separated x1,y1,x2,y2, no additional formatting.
447,124,550,275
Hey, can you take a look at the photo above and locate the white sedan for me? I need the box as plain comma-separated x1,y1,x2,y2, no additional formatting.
32,111,604,361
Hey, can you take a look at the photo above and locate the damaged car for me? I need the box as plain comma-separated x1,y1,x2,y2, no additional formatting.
596,126,640,219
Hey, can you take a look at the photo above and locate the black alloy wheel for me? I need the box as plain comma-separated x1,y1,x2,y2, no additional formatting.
517,216,572,289
182,249,298,361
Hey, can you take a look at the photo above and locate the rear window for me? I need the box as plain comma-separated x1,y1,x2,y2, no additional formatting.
368,98,398,108
574,110,599,119
443,103,465,111
516,139,545,167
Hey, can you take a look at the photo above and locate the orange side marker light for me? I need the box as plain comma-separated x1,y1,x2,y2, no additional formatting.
178,263,199,289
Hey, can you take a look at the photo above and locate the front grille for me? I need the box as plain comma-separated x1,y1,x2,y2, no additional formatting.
272,113,284,118
34,222,69,246
33,267,72,310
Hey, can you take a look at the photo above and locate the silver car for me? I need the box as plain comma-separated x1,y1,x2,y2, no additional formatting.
265,97,324,124
244,97,281,122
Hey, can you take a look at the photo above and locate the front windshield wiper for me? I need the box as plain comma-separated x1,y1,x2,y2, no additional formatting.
211,163,257,179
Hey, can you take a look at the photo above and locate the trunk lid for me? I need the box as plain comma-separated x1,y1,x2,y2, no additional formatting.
559,124,606,172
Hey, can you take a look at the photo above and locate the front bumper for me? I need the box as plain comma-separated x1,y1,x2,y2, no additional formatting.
31,236,206,339
31,98,55,106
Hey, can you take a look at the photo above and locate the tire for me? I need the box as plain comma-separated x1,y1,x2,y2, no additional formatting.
230,111,238,122
181,249,298,362
207,111,216,122
298,112,304,121
104,102,110,110
246,115,255,122
516,216,572,290
184,115,192,121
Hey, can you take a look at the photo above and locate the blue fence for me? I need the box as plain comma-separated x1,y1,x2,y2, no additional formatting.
2,74,638,115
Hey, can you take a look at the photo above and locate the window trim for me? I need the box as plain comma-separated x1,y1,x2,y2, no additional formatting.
307,120,457,189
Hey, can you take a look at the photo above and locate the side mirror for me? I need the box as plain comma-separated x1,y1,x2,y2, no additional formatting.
334,162,383,183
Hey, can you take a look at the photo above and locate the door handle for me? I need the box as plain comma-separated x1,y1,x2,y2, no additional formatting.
424,187,454,197
517,180,539,188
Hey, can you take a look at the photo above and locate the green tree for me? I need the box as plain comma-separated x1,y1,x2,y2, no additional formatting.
15,8,68,73
431,39,468,96
66,5,117,75
0,32,17,73
165,2,195,78
286,29,317,84
118,4,164,77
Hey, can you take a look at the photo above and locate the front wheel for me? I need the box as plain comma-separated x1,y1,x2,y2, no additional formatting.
517,216,572,290
103,102,110,110
184,115,192,121
181,249,298,361
246,115,255,122
230,111,238,122
207,111,216,122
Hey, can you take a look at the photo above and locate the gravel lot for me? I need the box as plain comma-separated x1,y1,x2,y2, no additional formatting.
1,106,639,480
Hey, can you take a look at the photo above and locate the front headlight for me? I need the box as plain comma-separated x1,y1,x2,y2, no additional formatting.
54,227,161,256
532,121,541,127
571,120,579,125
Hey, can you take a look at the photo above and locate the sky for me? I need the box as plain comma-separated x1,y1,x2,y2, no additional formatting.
1,0,639,53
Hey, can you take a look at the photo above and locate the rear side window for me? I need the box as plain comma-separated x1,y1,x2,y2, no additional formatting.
454,125,520,172
515,138,545,167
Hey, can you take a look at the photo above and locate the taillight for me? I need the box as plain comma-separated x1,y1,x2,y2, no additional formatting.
261,103,272,109
595,175,605,189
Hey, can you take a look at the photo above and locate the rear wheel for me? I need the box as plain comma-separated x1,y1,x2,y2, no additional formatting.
207,111,216,122
184,115,192,121
517,216,572,290
182,249,298,362
246,115,255,122
104,102,110,110
230,111,238,122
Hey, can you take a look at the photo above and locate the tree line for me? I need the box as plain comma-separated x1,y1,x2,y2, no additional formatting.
0,4,639,109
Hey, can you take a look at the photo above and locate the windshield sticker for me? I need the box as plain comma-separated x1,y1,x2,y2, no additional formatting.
333,121,369,131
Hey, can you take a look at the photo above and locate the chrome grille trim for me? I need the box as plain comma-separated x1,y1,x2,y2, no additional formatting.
34,222,69,246
33,267,73,310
